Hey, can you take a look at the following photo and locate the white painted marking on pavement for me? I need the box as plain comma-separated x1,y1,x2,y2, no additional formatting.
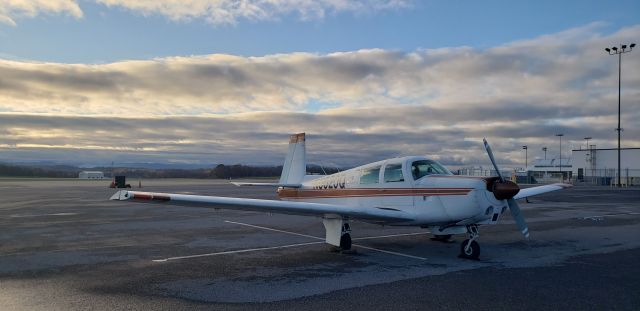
577,212,640,220
153,220,430,262
224,220,323,240
352,232,430,241
352,244,428,260
9,212,78,218
152,241,324,262
223,220,428,261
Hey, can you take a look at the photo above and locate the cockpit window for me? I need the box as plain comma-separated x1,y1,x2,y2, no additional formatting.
411,160,452,180
383,164,404,183
359,166,381,184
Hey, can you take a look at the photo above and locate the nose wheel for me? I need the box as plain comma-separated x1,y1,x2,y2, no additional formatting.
459,225,480,260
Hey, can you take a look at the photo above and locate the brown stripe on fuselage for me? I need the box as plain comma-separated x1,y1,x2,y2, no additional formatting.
132,192,171,202
278,188,472,199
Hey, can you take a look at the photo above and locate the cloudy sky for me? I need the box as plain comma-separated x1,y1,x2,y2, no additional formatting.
0,1,639,168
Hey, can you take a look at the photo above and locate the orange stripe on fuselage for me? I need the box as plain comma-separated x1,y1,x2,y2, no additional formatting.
277,188,472,199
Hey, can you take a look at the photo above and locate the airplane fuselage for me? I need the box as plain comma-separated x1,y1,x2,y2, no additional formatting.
278,156,508,228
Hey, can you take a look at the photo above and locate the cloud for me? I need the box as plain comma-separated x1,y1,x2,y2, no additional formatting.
95,0,412,25
0,0,410,26
0,23,639,167
0,0,83,26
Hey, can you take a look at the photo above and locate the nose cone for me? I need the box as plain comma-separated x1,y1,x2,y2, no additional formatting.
491,180,520,200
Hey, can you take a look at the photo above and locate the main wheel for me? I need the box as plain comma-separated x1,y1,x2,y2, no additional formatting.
340,233,352,250
459,239,480,260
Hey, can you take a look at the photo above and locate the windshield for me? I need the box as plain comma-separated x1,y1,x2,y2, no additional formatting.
410,160,452,180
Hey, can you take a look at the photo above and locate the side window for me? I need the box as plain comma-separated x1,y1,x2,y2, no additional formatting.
359,166,381,184
411,160,452,180
384,164,404,183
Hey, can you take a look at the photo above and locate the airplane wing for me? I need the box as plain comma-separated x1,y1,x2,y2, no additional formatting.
110,190,413,223
513,183,572,200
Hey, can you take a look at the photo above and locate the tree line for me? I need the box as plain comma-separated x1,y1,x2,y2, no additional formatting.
0,163,343,179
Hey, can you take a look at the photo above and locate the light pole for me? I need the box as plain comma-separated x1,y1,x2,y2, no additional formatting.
542,147,547,160
605,43,635,187
584,137,592,182
584,137,592,150
522,145,528,183
556,134,564,182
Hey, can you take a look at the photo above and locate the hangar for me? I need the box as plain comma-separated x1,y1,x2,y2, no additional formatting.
571,147,640,186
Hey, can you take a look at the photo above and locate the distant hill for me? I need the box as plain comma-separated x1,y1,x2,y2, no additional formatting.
0,163,79,178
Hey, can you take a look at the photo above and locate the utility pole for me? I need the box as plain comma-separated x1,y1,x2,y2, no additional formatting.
584,137,592,150
522,145,528,183
556,134,564,182
605,43,635,187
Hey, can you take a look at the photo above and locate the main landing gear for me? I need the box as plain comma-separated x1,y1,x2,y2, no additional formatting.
326,220,352,252
459,225,480,260
337,222,352,251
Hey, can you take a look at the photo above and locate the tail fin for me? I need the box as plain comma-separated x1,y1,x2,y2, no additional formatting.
279,133,306,185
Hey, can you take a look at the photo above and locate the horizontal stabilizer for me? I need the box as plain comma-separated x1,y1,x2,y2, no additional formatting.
230,182,301,188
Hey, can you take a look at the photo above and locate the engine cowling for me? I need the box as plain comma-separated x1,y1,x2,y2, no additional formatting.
484,177,520,200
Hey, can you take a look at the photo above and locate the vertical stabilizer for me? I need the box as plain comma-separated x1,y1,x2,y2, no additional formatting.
280,133,306,185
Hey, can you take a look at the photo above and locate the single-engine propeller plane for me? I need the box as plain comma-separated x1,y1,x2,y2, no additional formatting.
110,133,571,259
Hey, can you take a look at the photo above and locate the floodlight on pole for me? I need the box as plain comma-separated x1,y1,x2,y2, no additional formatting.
605,42,635,187
542,147,547,160
556,134,564,182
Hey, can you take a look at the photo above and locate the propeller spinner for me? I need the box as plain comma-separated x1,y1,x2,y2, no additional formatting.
483,138,530,239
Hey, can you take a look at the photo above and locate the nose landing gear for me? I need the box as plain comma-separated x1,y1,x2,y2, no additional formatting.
459,224,480,260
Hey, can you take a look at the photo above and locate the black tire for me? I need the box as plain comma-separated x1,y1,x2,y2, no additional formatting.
459,239,480,260
340,233,352,250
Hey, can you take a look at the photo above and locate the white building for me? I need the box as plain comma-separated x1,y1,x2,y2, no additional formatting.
525,158,572,183
571,147,640,185
79,171,104,179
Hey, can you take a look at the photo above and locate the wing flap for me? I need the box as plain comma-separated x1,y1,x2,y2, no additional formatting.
513,183,572,200
110,190,413,223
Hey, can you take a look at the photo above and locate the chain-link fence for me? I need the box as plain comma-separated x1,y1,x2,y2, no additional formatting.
457,167,639,186
575,168,640,186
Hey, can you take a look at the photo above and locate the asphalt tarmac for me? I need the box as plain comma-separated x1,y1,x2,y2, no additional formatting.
0,178,638,310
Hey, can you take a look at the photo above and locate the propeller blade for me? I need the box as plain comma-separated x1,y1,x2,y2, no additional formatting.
507,198,530,239
482,138,505,182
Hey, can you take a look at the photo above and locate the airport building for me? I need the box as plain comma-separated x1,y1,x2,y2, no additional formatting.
525,158,572,183
457,147,640,186
79,171,105,179
571,147,640,186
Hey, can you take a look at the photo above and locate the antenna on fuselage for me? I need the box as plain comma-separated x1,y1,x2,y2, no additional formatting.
319,164,328,175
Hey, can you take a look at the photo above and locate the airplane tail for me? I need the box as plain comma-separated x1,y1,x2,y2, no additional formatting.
279,133,306,185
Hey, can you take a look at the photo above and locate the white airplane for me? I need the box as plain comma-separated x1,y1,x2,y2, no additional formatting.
111,133,571,259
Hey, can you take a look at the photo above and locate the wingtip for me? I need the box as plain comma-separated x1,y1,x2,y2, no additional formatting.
110,190,129,200
551,183,574,188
